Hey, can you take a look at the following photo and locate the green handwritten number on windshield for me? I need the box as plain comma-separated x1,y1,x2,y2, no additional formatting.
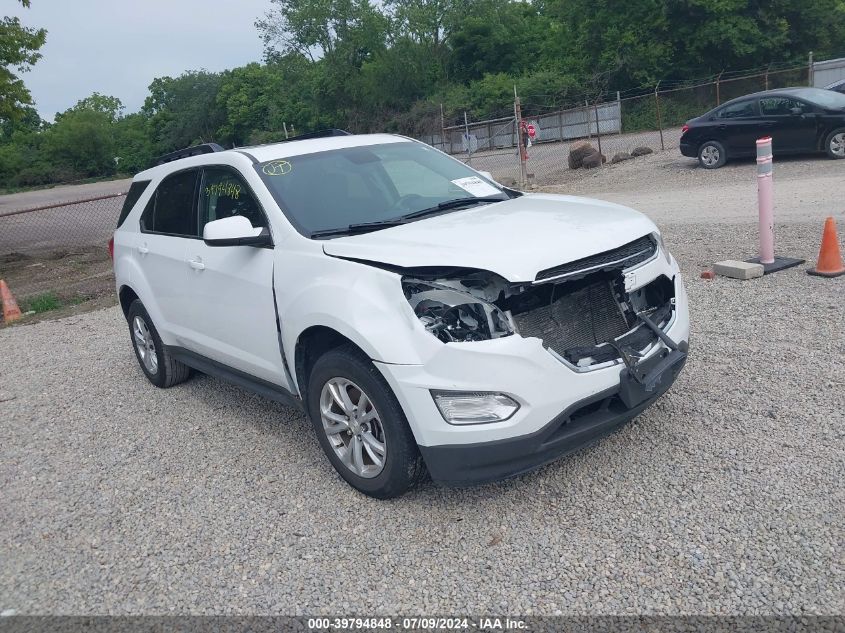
262,160,292,176
205,181,242,199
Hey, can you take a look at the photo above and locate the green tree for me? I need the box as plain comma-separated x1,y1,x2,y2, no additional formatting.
667,0,845,76
142,70,226,152
0,0,47,122
545,0,670,89
447,0,552,82
43,108,116,177
114,112,154,173
58,92,124,123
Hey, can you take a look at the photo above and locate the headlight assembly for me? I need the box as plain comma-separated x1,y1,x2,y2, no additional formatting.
402,278,514,343
654,232,672,265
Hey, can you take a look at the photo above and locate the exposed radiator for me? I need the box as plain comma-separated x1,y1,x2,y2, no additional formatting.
512,279,630,356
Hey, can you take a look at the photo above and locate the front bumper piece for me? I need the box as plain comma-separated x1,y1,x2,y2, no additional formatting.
419,344,687,486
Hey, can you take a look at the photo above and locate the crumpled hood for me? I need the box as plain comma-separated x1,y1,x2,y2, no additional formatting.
322,193,658,282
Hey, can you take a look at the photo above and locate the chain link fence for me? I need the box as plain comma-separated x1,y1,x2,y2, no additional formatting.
0,193,125,257
425,65,810,186
0,194,126,318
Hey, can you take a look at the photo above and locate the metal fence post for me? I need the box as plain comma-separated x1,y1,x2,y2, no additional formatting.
808,51,814,87
593,101,602,162
463,111,472,166
585,100,591,139
440,103,446,152
617,91,622,137
558,110,563,143
716,71,724,106
514,86,527,186
654,81,665,151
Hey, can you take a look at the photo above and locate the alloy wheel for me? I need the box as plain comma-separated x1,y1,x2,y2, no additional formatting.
319,377,387,478
132,315,158,375
701,145,720,166
831,133,845,158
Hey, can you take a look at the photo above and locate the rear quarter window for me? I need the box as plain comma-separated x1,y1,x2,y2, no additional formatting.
116,180,151,228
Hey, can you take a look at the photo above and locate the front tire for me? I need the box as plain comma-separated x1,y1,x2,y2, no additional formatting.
698,141,727,169
825,128,845,159
307,345,426,498
126,300,192,388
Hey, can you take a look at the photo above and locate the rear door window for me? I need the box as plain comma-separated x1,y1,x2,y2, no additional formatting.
141,169,200,236
714,100,759,119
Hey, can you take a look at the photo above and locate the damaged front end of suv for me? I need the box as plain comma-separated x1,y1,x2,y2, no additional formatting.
402,233,684,378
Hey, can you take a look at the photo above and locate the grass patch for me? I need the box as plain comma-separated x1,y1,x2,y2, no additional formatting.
22,292,63,314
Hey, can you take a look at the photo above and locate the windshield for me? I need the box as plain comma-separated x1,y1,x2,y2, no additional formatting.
791,88,845,109
255,141,509,237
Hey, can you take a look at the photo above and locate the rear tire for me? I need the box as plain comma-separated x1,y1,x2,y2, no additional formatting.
825,128,845,159
126,300,192,388
307,344,426,498
698,141,727,169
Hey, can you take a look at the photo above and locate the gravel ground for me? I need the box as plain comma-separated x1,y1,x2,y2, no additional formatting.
1,154,843,616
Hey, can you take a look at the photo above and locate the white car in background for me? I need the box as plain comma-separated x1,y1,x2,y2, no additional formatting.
111,131,690,498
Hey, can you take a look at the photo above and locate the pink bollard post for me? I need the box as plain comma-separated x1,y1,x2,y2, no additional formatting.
756,137,775,265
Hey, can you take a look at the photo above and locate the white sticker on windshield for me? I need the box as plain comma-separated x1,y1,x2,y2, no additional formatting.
451,176,500,197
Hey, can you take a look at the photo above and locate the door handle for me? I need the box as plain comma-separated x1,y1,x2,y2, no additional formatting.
188,258,205,271
137,245,149,255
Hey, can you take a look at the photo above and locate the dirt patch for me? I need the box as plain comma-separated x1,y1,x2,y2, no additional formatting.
0,245,117,326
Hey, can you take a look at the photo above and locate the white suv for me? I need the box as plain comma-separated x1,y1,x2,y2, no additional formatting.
112,132,690,498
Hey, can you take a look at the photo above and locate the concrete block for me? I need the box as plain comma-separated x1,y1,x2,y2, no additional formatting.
713,260,764,280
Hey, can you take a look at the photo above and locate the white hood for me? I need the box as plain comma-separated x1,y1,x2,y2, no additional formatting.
322,193,658,282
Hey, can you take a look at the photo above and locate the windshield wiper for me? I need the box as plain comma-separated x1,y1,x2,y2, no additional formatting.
309,196,506,239
310,219,406,239
399,196,506,221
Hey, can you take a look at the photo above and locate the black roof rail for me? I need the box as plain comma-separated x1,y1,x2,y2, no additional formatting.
280,129,352,143
154,143,225,166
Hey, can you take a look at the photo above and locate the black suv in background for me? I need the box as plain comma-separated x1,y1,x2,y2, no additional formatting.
680,87,845,168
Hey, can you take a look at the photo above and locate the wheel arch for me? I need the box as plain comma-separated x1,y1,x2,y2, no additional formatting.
294,325,371,416
118,285,139,319
823,126,845,154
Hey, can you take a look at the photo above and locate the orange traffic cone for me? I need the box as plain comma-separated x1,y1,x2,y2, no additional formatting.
0,279,23,323
807,217,845,278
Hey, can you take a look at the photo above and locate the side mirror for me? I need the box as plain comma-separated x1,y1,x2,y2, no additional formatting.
203,216,272,247
790,107,804,116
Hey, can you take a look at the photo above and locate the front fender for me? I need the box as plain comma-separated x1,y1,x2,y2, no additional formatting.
276,251,441,368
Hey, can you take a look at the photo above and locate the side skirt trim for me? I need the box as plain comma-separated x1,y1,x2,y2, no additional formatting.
166,346,304,412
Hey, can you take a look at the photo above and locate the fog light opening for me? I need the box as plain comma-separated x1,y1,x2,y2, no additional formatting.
431,391,520,425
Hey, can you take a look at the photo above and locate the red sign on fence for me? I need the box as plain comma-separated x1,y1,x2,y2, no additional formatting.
527,123,536,138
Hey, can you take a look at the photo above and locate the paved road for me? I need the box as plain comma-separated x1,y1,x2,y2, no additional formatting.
0,179,131,214
0,180,131,256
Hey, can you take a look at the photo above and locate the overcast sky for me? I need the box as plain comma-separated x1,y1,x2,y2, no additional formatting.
16,0,271,121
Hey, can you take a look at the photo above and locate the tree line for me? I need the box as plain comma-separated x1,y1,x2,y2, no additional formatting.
1,0,844,188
